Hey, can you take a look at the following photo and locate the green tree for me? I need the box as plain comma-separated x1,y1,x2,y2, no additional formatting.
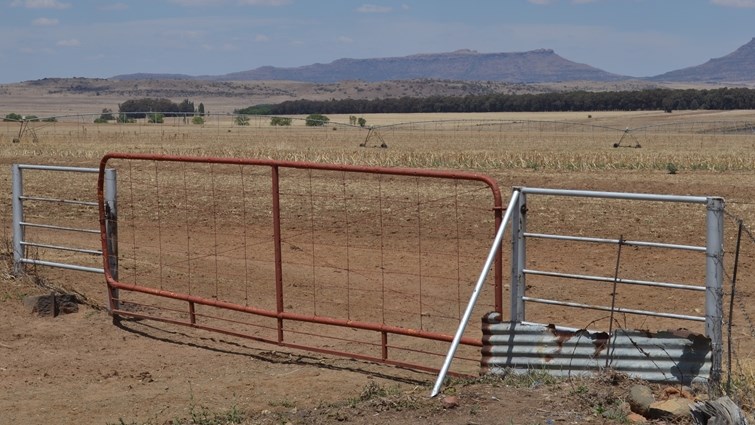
25,115,40,122
357,117,367,127
234,114,250,126
235,104,272,115
99,108,115,121
117,113,136,123
119,98,193,118
191,116,205,125
3,113,22,122
270,116,292,126
197,103,205,116
148,113,164,124
349,115,357,125
305,113,329,127
178,99,194,115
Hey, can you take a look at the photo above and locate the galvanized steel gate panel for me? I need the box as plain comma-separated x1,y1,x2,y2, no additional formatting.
97,153,503,375
482,187,724,385
12,164,116,276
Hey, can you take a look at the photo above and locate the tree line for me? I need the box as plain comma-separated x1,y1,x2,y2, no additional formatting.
239,88,755,115
118,98,205,118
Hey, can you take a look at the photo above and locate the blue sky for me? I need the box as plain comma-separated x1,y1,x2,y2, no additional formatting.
0,0,754,84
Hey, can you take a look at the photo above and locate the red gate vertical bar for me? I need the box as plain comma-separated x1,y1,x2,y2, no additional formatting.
271,165,285,343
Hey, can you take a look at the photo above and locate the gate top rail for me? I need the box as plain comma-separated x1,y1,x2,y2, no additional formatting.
98,152,503,205
519,187,715,204
17,164,100,173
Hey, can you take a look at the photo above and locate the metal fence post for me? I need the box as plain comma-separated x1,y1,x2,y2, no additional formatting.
11,164,24,276
706,197,724,389
104,168,119,312
271,165,284,343
510,189,526,322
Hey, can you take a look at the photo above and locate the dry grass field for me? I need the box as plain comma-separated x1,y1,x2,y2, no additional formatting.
2,108,755,424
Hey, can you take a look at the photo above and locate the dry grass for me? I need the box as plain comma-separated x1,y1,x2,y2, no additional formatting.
1,110,754,173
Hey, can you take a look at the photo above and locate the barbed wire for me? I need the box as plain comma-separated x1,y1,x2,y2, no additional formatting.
721,211,755,342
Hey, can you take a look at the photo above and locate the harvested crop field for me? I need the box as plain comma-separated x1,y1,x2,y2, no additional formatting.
2,110,755,424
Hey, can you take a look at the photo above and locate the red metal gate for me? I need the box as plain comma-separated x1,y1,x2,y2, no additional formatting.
97,153,503,375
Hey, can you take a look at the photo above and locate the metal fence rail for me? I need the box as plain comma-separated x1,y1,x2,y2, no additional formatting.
12,164,117,276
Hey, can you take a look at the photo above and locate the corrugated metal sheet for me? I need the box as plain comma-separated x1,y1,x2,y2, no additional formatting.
481,312,711,385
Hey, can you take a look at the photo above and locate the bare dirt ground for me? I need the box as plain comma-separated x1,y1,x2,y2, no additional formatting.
0,259,667,425
0,268,641,425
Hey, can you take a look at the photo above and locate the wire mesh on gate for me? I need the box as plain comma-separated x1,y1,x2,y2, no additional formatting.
98,153,503,375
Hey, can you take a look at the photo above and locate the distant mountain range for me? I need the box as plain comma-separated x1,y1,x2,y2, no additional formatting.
112,48,627,83
110,38,755,85
650,38,755,83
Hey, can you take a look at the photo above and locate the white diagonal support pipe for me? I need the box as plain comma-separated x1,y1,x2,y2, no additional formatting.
431,189,520,397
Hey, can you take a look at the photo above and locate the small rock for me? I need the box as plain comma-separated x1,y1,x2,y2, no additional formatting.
647,398,692,420
441,395,459,409
23,294,56,317
23,293,78,317
628,385,654,415
663,386,694,400
627,412,648,423
57,294,79,314
618,401,632,415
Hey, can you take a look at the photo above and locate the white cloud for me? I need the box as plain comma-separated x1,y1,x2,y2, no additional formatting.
527,0,600,4
163,29,204,39
401,4,409,10
32,17,59,26
356,4,392,13
19,46,53,54
201,42,237,51
56,38,80,47
11,0,71,9
337,36,353,44
237,0,291,5
255,34,270,42
169,0,223,6
100,3,129,11
711,0,755,7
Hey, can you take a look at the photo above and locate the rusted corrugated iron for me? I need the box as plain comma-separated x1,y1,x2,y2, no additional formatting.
481,312,711,385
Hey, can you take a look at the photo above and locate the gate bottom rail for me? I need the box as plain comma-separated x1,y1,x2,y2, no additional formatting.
108,278,482,375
